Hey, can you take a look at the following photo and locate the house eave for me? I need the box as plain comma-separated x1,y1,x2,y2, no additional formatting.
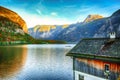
66,53,120,63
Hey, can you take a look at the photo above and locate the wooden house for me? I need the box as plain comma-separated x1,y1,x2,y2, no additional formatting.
67,34,120,80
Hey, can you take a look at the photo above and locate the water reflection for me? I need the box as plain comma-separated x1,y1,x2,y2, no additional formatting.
21,44,73,80
0,44,74,80
0,45,27,78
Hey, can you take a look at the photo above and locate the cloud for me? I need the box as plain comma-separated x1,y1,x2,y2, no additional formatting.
36,9,42,15
51,12,58,16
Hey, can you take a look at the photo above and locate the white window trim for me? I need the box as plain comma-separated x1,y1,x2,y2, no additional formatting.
74,70,106,80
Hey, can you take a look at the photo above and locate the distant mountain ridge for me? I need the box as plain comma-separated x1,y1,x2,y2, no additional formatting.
28,14,103,40
84,14,103,23
55,9,120,42
28,9,120,43
0,6,28,33
111,9,120,17
33,24,69,32
28,25,69,39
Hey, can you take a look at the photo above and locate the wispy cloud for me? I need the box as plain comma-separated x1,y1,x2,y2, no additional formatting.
36,9,42,15
51,12,58,16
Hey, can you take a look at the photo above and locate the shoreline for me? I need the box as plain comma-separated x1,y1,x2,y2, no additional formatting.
0,41,29,46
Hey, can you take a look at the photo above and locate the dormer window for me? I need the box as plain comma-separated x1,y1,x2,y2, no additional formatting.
109,32,116,39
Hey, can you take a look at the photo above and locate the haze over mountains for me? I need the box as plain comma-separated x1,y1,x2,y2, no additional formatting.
28,9,120,43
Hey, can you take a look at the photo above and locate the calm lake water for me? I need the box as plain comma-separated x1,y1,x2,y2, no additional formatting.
0,44,75,80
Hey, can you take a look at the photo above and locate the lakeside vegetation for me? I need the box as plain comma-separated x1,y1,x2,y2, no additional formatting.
0,16,66,46
0,40,66,46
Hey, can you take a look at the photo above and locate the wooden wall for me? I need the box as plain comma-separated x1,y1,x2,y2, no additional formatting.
74,58,120,80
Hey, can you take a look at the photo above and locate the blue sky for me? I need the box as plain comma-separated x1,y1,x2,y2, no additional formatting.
0,0,120,28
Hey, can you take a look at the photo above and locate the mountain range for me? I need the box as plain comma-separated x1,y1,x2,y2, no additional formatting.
28,24,69,40
29,9,120,43
28,14,104,41
1,6,119,44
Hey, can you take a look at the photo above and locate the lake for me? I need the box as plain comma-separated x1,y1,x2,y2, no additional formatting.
0,44,75,80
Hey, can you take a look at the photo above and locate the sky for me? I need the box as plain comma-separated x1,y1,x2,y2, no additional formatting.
0,0,120,28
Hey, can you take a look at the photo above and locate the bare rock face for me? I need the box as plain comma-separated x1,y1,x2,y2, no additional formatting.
28,25,69,39
0,6,28,33
84,14,103,23
32,25,69,32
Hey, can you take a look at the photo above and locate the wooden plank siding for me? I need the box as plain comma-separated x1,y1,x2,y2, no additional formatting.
74,58,120,80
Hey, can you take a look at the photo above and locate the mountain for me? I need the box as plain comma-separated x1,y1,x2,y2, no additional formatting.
93,10,120,38
111,9,120,17
0,16,32,42
0,6,37,45
84,14,103,23
0,6,66,45
28,15,103,40
0,6,28,33
28,9,120,43
55,9,120,43
28,24,69,40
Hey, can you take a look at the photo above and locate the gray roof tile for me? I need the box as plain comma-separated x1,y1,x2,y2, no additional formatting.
67,38,120,59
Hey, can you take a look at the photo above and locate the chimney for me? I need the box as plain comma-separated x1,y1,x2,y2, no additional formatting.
109,32,116,39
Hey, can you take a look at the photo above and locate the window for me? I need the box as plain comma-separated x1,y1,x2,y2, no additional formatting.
104,64,110,72
104,64,110,79
79,74,84,80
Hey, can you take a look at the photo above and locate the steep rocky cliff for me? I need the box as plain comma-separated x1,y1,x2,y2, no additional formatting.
0,6,28,33
0,6,34,43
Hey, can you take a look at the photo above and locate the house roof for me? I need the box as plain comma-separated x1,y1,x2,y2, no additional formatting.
67,38,120,62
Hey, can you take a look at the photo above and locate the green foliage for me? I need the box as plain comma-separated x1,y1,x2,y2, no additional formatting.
0,16,66,45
